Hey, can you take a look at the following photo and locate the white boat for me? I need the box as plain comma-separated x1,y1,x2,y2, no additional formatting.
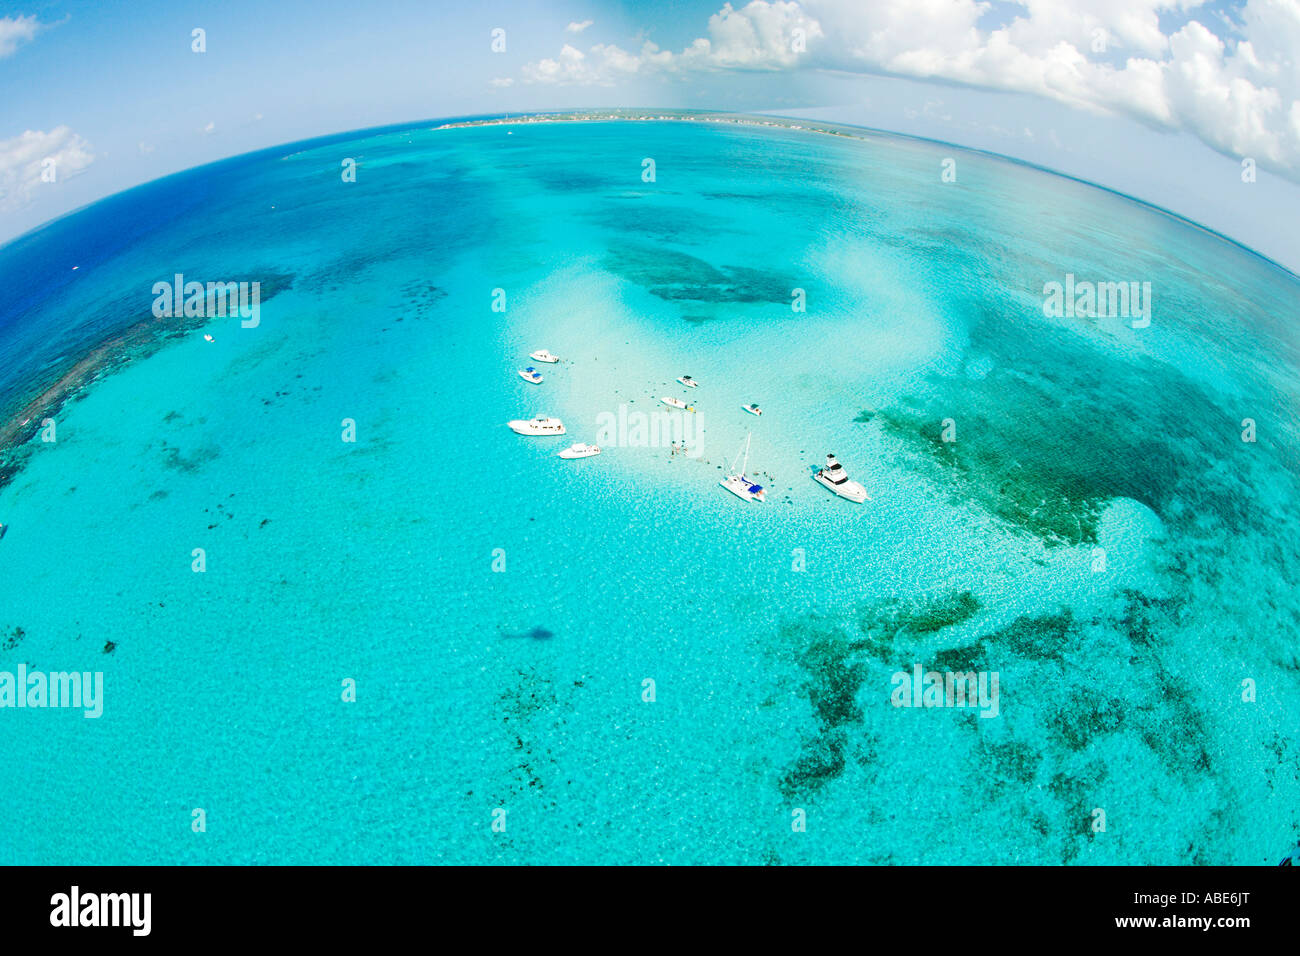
719,433,766,503
518,367,543,384
508,417,565,436
558,443,601,459
530,350,559,363
677,375,699,388
661,396,695,411
741,403,763,417
812,454,869,503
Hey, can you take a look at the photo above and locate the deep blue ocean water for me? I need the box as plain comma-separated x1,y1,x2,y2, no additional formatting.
0,116,1297,864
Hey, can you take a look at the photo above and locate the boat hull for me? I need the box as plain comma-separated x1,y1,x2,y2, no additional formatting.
508,419,566,436
813,473,867,502
720,476,765,502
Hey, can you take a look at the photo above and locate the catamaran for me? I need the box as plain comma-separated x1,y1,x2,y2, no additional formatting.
812,453,868,503
508,417,566,436
719,433,766,502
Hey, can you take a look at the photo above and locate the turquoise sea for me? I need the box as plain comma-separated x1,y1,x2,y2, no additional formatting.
0,115,1297,864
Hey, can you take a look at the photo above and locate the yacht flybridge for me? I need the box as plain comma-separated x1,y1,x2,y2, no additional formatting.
812,453,868,503
529,350,560,363
508,417,566,436
719,433,766,502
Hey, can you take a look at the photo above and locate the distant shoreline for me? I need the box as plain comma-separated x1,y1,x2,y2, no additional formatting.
432,109,864,140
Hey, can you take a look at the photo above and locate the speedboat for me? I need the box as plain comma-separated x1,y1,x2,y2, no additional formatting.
529,350,560,363
812,454,868,503
719,433,766,503
741,403,762,416
661,396,695,411
203,333,215,343
507,417,565,436
677,375,699,388
518,367,544,384
558,443,600,459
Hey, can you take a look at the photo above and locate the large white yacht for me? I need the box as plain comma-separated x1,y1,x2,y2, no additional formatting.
508,417,566,436
812,453,868,503
529,349,560,363
719,433,766,502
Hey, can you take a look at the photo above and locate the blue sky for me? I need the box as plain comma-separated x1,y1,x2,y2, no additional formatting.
3,0,1299,269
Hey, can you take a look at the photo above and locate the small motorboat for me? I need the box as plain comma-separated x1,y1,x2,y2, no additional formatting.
558,443,601,459
518,367,544,384
677,375,699,388
661,396,695,411
812,454,869,503
507,417,566,436
741,403,763,416
203,333,215,343
530,350,560,363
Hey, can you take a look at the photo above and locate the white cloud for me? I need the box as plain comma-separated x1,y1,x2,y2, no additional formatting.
202,121,215,135
0,14,40,58
0,127,94,211
566,20,594,33
138,141,154,154
520,0,1300,178
491,76,515,87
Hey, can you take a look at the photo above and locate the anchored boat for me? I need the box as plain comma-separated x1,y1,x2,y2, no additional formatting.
812,453,868,503
558,443,601,459
719,433,766,502
529,349,560,363
508,417,566,436
518,367,544,384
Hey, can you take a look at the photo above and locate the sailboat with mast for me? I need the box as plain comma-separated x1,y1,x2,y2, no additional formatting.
719,433,766,502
